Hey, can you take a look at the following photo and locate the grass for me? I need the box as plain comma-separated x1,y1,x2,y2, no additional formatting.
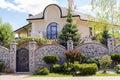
30,73,73,77
95,73,120,76
28,72,120,77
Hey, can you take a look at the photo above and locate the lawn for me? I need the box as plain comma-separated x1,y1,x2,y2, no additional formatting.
29,72,120,77
30,73,73,77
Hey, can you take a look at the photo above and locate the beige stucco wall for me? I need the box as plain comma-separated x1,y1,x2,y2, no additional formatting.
28,5,90,38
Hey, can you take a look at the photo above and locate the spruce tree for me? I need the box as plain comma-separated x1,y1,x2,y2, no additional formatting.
58,8,80,48
100,27,110,47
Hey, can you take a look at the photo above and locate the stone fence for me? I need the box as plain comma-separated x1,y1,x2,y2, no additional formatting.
0,38,118,73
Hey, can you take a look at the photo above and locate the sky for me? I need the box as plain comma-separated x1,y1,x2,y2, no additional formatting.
0,0,92,30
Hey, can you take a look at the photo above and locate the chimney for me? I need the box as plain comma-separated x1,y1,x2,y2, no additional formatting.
68,0,74,10
29,14,33,17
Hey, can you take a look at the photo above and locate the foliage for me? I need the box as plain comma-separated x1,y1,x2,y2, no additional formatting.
43,55,59,64
36,67,49,75
58,8,81,48
0,62,3,72
100,55,112,73
91,0,120,38
61,62,74,73
4,68,14,74
43,55,59,72
64,50,82,63
52,64,61,73
16,37,52,48
78,63,98,75
87,57,100,68
73,61,80,72
111,53,120,63
100,27,110,46
81,53,88,63
114,64,120,74
0,19,14,47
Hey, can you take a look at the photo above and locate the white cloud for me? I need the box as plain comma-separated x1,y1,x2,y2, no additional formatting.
0,0,57,14
77,5,95,16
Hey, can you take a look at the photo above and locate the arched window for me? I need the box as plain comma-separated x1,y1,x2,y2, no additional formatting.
47,22,60,39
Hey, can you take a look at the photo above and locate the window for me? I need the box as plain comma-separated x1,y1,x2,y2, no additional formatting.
47,22,60,39
89,27,92,36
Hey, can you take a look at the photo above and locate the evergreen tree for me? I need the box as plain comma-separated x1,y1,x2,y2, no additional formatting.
100,27,110,47
58,8,80,48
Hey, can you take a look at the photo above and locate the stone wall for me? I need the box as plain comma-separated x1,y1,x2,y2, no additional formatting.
0,46,10,68
75,42,109,58
114,45,120,53
34,44,66,70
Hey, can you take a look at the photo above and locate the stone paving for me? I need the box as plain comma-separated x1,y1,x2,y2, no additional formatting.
0,74,120,80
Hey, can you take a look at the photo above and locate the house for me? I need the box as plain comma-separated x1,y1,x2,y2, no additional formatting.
14,0,93,40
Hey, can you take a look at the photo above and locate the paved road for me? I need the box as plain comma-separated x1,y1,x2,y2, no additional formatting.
0,74,120,80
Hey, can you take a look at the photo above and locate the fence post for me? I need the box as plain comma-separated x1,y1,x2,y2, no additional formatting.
10,40,17,72
29,39,37,73
67,37,73,50
108,38,115,55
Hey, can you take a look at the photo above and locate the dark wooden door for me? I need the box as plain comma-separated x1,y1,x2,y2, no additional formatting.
16,48,29,72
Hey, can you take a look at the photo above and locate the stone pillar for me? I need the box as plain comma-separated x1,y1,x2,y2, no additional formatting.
10,40,17,72
67,37,73,50
29,39,37,73
108,38,115,55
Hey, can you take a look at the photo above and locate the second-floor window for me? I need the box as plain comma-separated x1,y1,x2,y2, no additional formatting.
47,22,60,39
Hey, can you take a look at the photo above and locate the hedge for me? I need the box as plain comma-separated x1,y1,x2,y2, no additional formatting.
36,67,49,75
79,63,98,75
111,53,120,62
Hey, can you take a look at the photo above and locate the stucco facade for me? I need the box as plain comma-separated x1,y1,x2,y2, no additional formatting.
15,3,92,39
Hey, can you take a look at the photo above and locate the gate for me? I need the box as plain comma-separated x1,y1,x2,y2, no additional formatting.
16,48,29,72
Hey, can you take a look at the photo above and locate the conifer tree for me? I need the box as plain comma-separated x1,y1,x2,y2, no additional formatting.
58,8,80,48
100,27,110,47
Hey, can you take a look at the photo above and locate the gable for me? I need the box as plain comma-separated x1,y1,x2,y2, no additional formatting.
44,4,61,19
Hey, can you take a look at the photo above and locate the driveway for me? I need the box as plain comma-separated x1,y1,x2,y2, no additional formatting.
0,74,120,80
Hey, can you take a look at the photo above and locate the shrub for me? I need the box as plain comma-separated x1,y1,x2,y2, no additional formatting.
111,53,120,62
52,64,61,73
43,55,59,64
73,61,80,72
100,55,112,73
0,62,3,72
79,63,98,75
64,50,82,63
81,53,88,63
4,68,14,74
36,67,49,75
88,57,100,68
114,64,120,74
61,62,74,73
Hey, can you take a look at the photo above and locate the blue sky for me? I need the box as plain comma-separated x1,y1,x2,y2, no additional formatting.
0,0,91,30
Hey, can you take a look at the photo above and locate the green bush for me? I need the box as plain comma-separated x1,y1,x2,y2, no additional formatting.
114,64,120,74
52,64,61,73
73,61,80,72
36,67,49,75
111,53,120,62
43,55,59,64
79,63,98,75
61,62,74,73
0,62,3,72
100,55,112,73
87,57,100,68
